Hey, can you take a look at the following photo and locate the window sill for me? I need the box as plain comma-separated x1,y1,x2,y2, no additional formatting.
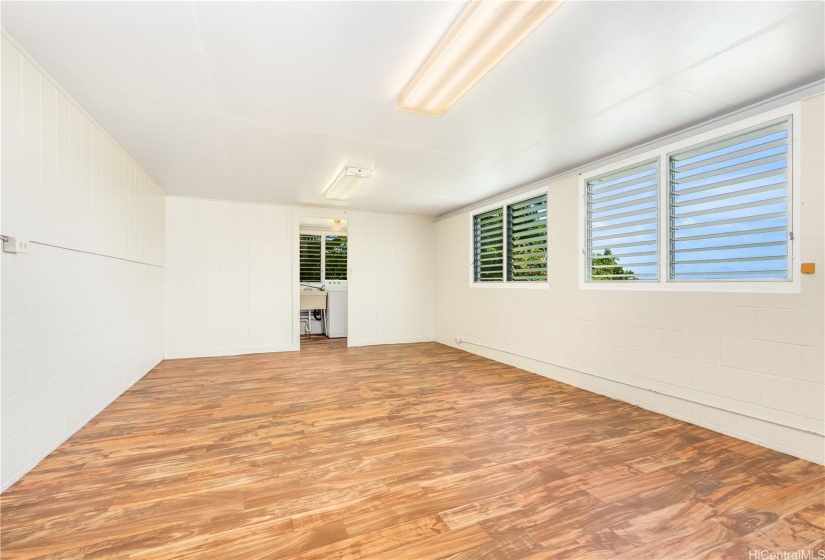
470,281,550,289
578,279,799,293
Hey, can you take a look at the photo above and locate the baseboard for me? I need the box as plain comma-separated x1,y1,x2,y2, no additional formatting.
163,345,298,360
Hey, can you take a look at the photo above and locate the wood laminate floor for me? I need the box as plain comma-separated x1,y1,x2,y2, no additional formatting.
300,335,347,350
1,342,823,559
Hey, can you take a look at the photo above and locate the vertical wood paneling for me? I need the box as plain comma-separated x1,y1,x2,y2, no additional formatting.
21,56,41,240
380,214,396,340
125,163,133,260
234,204,250,348
205,201,223,350
396,216,409,339
346,212,435,347
91,126,102,254
69,105,82,249
54,91,71,244
272,206,292,345
191,199,209,349
100,136,112,257
219,203,235,350
115,151,125,259
40,79,56,246
247,206,263,348
80,115,94,251
0,36,169,266
164,198,295,358
260,207,277,347
1,35,23,237
164,200,435,357
362,214,379,341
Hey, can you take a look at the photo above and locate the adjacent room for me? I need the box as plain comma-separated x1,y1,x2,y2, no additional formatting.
1,1,823,558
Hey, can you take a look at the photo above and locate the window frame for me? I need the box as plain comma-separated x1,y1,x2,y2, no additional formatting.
584,157,662,284
299,233,323,283
300,230,348,284
469,187,550,289
578,102,801,293
323,234,348,281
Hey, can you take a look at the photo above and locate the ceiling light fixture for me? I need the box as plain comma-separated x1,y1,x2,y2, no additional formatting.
397,0,564,117
323,166,375,201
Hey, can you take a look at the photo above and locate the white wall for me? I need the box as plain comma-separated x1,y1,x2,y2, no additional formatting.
1,34,166,490
164,197,292,358
164,198,434,358
435,94,825,464
348,211,435,346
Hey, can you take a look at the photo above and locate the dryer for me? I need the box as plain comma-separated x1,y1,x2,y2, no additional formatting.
324,280,348,338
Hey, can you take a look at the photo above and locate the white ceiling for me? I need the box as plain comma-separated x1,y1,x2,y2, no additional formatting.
2,1,823,216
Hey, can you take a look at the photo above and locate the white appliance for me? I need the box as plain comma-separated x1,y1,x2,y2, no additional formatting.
324,280,348,338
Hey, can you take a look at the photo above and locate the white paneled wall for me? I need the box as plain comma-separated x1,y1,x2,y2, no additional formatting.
164,197,292,358
348,212,435,346
1,35,165,490
1,35,165,266
164,199,435,357
436,95,825,464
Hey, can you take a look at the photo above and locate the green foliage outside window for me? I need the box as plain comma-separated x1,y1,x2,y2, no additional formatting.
590,248,637,280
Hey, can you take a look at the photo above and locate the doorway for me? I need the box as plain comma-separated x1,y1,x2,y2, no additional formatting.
297,216,348,350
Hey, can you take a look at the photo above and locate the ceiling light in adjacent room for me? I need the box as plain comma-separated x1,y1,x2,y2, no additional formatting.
397,0,564,117
323,166,376,201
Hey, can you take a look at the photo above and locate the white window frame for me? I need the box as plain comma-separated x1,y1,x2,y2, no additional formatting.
578,102,801,293
300,230,348,284
469,186,550,289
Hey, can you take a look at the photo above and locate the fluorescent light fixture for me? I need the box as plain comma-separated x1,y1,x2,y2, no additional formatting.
397,0,564,117
324,166,375,201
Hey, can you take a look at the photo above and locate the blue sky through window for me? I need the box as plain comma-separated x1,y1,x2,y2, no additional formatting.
670,124,789,280
587,120,790,282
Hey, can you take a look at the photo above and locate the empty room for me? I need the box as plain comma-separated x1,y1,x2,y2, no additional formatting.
1,0,823,558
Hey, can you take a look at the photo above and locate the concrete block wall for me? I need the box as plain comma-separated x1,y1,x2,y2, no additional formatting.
435,94,824,463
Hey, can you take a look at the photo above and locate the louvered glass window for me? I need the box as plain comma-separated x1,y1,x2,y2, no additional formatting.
299,234,322,282
507,194,547,281
473,208,504,282
325,235,347,280
669,119,790,280
586,160,659,281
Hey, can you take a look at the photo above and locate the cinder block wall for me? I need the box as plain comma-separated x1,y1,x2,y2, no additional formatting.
435,95,824,463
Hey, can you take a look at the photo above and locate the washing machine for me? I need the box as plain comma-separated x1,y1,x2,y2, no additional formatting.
324,280,348,338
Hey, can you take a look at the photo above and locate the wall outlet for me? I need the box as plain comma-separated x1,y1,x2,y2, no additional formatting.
2,237,30,254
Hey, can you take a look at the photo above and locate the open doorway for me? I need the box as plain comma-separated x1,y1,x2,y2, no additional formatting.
298,216,348,350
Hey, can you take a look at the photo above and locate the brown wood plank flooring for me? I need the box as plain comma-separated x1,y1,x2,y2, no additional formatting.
1,342,823,559
300,335,347,350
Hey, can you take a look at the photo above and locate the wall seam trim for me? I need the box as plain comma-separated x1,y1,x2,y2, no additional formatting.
28,241,164,268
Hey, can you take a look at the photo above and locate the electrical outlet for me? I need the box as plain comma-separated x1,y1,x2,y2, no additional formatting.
2,237,29,254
